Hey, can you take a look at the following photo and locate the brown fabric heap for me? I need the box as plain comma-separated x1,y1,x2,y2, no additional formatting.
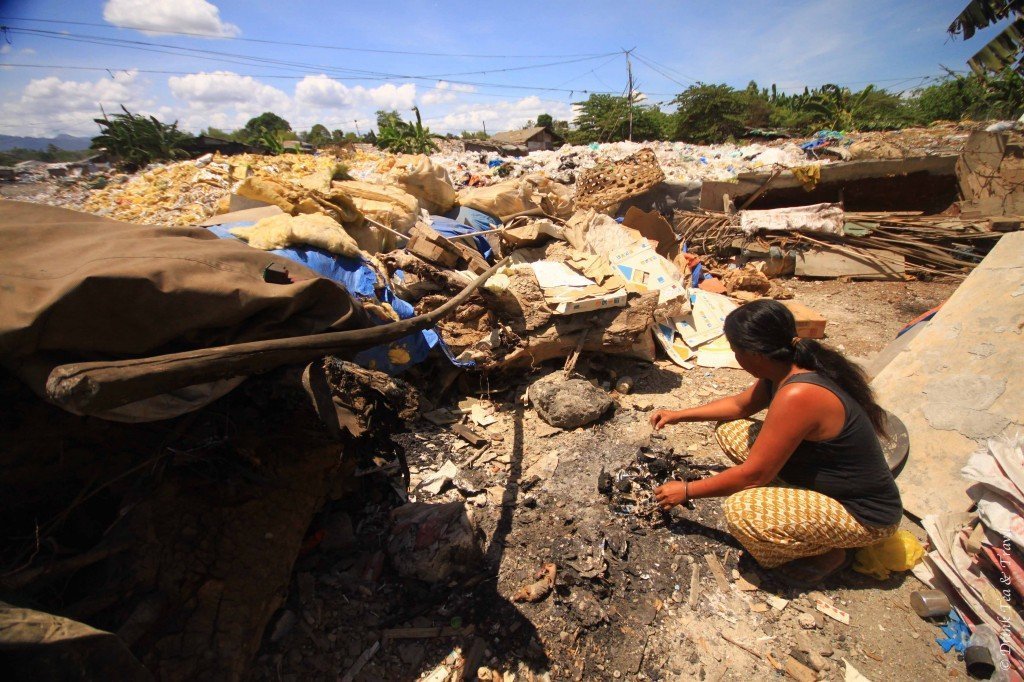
0,200,368,395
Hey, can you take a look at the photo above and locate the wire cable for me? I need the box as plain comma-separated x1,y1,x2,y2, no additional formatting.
0,15,608,59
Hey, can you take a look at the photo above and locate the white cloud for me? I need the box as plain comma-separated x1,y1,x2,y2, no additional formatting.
0,45,10,55
169,71,289,109
0,66,566,139
0,71,158,136
433,96,572,134
422,80,478,106
20,48,37,56
295,75,417,110
103,0,240,37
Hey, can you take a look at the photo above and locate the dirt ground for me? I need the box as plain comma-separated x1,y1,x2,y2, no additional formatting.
247,277,966,682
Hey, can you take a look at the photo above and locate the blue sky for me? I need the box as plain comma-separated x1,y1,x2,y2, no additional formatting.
0,0,1006,138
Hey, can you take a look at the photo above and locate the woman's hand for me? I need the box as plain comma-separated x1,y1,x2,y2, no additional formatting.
649,409,680,430
654,480,688,510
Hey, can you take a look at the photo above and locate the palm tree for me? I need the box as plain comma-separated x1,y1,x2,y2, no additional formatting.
803,84,876,130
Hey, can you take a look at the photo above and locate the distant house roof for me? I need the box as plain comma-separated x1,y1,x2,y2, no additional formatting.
181,135,266,156
281,140,315,152
490,125,564,146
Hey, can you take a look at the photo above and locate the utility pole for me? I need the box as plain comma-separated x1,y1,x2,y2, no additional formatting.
483,120,487,137
354,119,361,137
625,49,635,142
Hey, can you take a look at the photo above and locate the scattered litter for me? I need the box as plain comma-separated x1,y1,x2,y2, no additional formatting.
420,460,459,495
599,447,688,521
783,654,818,682
844,659,874,682
452,423,489,447
815,599,850,625
704,553,732,593
512,563,557,603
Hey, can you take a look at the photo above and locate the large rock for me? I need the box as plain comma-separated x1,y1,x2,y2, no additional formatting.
530,371,614,430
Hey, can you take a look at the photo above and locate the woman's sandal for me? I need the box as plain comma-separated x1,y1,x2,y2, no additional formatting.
771,549,854,589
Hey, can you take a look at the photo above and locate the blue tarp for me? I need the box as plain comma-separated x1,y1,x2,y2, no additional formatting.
435,207,500,261
207,222,471,374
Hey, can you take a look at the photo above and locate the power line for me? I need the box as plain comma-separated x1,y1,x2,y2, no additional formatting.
631,52,700,86
553,54,621,88
0,16,608,59
631,52,694,91
5,28,621,95
417,52,620,79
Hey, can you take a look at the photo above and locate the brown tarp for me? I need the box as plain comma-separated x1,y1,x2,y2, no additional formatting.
0,200,369,412
0,602,152,680
0,200,367,359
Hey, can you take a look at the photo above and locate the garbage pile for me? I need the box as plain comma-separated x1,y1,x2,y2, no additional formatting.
913,431,1024,678
181,147,779,379
129,137,1005,382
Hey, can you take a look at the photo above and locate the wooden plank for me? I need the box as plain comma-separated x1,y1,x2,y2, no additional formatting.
704,553,731,593
382,625,474,641
794,246,904,280
451,424,488,447
688,562,701,608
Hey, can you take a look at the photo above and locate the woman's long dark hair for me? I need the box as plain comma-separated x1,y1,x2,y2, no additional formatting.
723,299,888,436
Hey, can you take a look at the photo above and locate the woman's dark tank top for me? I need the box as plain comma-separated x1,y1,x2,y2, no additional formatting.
768,372,903,527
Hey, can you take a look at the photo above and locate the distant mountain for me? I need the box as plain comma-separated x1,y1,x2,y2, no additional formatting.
0,133,94,152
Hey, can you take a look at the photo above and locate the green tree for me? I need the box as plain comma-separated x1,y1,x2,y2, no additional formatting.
376,110,402,131
536,113,554,128
948,0,1024,74
671,83,746,143
242,112,291,143
331,129,346,143
803,84,878,130
306,123,332,147
966,67,1024,118
741,81,774,129
375,106,438,154
91,106,193,170
569,94,667,143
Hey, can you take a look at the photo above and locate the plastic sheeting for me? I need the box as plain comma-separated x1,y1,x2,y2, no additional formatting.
209,222,469,375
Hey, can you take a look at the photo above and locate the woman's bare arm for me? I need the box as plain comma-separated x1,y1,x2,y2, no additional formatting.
654,383,822,507
650,379,771,430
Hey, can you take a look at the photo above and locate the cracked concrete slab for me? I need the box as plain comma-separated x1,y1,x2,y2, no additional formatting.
872,231,1024,518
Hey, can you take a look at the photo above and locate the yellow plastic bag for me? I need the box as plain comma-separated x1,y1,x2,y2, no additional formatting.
852,530,925,580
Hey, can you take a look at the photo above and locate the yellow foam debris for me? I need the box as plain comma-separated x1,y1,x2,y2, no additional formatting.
230,213,360,258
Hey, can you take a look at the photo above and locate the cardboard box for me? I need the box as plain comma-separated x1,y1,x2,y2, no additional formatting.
608,240,688,304
783,301,827,339
551,290,628,315
407,234,460,268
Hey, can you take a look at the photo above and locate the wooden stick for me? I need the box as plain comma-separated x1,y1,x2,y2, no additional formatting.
341,640,379,682
720,631,762,661
364,215,410,242
738,167,783,211
382,625,473,641
46,258,510,414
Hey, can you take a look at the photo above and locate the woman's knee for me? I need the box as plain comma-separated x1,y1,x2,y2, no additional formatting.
723,488,761,527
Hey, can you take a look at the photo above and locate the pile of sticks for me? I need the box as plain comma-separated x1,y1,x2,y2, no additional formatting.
674,209,1004,277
